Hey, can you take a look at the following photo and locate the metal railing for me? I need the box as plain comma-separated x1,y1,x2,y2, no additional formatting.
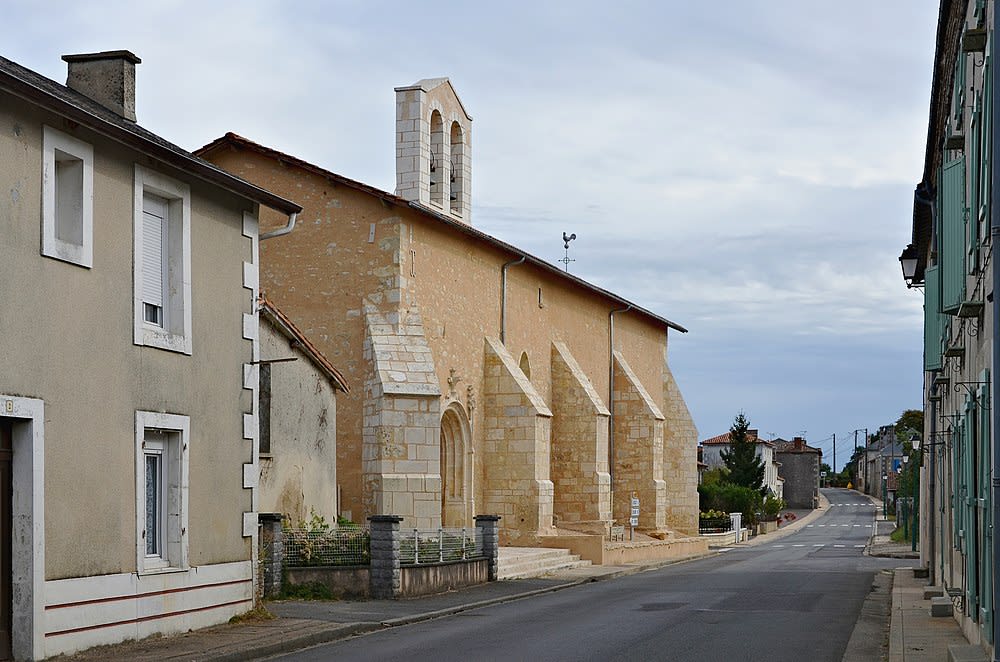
698,517,733,534
400,527,484,565
284,525,370,567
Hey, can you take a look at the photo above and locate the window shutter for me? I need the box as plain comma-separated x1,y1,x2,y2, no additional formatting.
954,420,963,550
924,265,943,371
979,375,993,638
142,194,167,309
941,157,966,313
964,399,977,613
982,58,991,226
970,104,981,273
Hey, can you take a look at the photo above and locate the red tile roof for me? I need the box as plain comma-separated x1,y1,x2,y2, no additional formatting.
259,294,349,393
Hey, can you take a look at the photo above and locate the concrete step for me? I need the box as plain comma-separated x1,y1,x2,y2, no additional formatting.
497,547,592,580
948,644,988,662
931,597,954,617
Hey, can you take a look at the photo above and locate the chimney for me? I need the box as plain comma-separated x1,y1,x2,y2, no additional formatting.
62,50,141,121
748,429,758,441
794,437,803,451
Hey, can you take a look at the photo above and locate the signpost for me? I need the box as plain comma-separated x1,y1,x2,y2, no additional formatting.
630,495,639,540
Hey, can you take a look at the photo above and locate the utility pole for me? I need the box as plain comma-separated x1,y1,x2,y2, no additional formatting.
833,433,836,483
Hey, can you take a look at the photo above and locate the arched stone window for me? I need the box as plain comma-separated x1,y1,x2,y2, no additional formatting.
429,110,444,206
519,351,531,380
449,121,465,215
440,403,470,526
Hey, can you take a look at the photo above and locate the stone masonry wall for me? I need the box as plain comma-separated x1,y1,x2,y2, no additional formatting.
482,337,554,544
660,360,699,534
612,352,666,531
550,341,611,530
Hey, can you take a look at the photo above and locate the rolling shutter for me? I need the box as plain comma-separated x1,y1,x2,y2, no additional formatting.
142,193,167,310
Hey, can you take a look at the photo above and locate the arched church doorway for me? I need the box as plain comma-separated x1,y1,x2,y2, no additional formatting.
440,404,470,527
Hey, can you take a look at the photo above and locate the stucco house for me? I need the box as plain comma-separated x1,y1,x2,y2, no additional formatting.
0,51,299,658
773,437,821,509
258,296,349,524
197,77,700,546
700,429,783,499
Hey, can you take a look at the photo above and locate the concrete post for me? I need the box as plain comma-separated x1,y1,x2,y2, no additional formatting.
369,515,403,599
475,515,501,581
258,513,285,599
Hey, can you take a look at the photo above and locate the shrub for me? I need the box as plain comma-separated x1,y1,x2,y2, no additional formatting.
698,481,763,525
762,495,786,521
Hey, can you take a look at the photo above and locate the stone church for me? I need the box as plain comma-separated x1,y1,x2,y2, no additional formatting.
198,78,699,544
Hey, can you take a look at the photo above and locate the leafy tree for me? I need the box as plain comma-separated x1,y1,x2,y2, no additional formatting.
720,412,765,493
894,409,923,439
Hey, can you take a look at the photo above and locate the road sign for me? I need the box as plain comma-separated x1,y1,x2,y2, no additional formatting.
629,516,638,526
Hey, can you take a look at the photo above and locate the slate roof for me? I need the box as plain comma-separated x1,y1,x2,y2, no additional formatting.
259,295,349,393
0,53,301,216
196,132,688,334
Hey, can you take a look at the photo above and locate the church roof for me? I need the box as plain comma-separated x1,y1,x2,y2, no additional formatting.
196,132,688,334
393,77,472,120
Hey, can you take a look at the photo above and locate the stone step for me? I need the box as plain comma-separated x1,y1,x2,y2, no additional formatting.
931,596,954,617
948,644,988,662
497,547,592,580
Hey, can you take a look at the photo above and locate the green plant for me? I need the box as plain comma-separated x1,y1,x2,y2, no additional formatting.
720,412,765,492
697,480,763,525
280,581,333,600
762,495,786,521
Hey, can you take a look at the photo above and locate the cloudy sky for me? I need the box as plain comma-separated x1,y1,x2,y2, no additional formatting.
3,1,938,470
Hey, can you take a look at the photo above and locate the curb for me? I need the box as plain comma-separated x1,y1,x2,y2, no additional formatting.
214,622,384,662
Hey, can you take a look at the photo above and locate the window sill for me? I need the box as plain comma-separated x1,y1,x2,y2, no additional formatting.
137,564,188,577
137,325,192,355
41,243,92,269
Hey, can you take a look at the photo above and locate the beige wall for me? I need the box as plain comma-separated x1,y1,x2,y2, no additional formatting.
258,320,338,524
0,98,253,579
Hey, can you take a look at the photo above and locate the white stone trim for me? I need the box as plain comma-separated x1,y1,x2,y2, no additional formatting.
42,561,252,658
0,394,45,661
132,165,192,354
134,411,190,575
41,126,94,268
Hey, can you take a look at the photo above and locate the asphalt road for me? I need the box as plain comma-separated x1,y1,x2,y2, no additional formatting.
271,488,905,662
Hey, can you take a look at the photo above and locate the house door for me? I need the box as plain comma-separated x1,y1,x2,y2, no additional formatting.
0,420,11,660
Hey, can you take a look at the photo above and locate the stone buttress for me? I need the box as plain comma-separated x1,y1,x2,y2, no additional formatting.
612,351,666,531
362,306,442,529
482,337,554,544
661,359,699,534
549,341,611,532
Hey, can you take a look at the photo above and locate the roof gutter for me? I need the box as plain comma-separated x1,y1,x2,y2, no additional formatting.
260,212,297,241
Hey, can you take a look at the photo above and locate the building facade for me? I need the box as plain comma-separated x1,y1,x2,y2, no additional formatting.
904,0,997,651
0,51,299,658
699,430,783,500
773,438,821,509
198,78,700,545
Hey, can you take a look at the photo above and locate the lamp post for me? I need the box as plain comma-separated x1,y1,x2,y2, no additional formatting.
899,244,919,288
882,470,888,518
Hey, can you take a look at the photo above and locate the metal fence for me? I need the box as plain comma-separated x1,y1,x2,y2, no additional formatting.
400,527,484,565
284,525,370,567
698,517,733,534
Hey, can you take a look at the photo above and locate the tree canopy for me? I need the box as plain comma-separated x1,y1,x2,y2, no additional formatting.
720,412,766,494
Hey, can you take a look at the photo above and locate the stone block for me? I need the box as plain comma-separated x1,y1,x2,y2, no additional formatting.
947,644,988,662
923,586,943,600
930,597,954,617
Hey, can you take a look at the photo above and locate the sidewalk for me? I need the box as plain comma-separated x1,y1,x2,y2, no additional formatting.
888,568,974,662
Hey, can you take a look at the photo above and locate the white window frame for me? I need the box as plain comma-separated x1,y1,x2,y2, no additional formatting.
133,165,192,354
41,126,93,267
135,411,189,574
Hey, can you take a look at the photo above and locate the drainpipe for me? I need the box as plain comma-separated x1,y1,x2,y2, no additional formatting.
928,389,937,586
500,256,526,344
608,304,632,512
260,212,298,241
991,4,1000,654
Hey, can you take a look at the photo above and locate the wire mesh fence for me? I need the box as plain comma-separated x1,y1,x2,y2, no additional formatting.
400,527,484,565
284,525,371,567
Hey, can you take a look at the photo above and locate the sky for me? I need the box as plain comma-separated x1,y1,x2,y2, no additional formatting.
2,1,939,471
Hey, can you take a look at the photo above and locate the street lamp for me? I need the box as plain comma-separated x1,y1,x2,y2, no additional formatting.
899,244,919,288
882,473,888,517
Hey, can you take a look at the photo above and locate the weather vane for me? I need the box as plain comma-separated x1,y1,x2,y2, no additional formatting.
560,232,577,272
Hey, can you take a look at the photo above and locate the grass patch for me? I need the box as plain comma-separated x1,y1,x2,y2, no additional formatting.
889,526,908,543
229,604,274,624
280,581,334,601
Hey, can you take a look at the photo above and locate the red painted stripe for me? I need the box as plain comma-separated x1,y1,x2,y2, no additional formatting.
46,578,251,610
45,598,252,637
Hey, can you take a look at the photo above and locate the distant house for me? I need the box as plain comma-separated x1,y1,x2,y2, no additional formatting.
773,437,822,509
258,296,349,525
700,429,782,499
0,50,299,658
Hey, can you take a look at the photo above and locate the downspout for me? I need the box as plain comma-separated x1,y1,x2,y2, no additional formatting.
991,3,1000,653
260,212,298,241
500,256,526,344
928,390,937,585
608,304,632,512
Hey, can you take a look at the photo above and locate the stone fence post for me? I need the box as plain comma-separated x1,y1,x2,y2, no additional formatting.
258,513,285,599
475,515,501,581
369,515,403,599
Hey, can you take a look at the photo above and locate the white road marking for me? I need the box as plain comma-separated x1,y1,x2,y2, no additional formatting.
806,525,814,528
813,544,825,547
793,544,805,547
854,545,865,548
834,544,845,548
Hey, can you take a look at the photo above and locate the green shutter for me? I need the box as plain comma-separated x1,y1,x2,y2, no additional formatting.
965,398,977,616
924,266,943,371
981,58,991,227
941,157,967,313
970,103,981,273
955,418,964,550
955,53,967,125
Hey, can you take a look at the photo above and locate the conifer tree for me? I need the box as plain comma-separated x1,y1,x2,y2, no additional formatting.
720,412,766,493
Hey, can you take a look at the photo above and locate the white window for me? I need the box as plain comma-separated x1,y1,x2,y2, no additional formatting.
135,411,189,573
42,126,93,267
133,165,192,354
